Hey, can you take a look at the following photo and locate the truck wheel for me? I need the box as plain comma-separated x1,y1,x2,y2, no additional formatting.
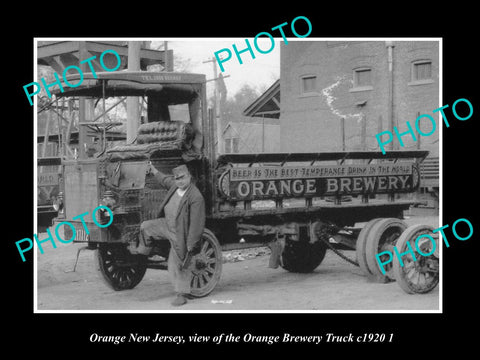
96,244,147,291
190,229,223,298
356,218,384,276
281,240,327,273
393,224,439,294
365,218,407,282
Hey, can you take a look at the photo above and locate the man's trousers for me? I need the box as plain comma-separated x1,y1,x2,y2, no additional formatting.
139,218,192,294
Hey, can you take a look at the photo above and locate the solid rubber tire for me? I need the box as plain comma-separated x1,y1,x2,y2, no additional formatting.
281,239,327,273
365,218,407,281
393,224,439,294
356,218,385,276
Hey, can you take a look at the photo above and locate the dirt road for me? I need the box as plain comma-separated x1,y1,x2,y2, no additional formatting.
36,214,440,312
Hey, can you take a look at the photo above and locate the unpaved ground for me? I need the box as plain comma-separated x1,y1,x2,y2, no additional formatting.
36,213,440,312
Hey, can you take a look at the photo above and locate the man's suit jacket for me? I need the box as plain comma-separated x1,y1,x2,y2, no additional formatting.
154,171,206,260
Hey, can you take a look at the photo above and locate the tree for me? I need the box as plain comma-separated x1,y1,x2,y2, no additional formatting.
147,41,192,73
219,83,260,129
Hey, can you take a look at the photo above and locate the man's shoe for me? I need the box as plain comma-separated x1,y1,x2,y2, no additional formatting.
171,294,187,306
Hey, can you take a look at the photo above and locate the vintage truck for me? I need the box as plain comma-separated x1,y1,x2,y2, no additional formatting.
50,70,439,296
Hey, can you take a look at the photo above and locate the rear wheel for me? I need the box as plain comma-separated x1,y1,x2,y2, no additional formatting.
189,229,223,298
393,224,439,294
365,218,407,282
281,222,328,273
96,244,147,291
356,218,384,276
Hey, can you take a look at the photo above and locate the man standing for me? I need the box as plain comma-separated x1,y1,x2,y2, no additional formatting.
128,162,206,306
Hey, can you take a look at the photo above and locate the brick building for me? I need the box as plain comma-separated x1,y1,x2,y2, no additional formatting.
279,40,440,157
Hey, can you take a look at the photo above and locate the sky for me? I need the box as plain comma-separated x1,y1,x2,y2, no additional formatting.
153,39,280,98
36,38,280,101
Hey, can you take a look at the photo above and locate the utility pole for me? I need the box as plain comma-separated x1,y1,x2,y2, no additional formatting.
126,41,141,143
203,56,223,155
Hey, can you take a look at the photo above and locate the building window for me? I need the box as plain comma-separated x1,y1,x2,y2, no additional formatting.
350,67,373,92
354,68,372,87
410,60,433,85
301,75,317,94
413,60,432,80
225,138,239,153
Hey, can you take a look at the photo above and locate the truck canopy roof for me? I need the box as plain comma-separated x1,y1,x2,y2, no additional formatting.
52,71,205,103
217,150,429,165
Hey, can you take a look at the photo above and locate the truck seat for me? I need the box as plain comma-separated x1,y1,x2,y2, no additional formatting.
136,120,194,146
105,120,201,162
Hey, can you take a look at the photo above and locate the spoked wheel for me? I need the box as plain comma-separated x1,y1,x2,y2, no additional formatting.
96,244,147,291
189,229,223,298
365,218,407,282
393,224,439,294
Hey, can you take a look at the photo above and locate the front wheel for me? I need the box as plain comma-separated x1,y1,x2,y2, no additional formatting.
96,244,147,291
189,229,223,298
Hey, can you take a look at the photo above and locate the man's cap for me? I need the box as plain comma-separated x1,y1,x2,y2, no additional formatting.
172,164,190,179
